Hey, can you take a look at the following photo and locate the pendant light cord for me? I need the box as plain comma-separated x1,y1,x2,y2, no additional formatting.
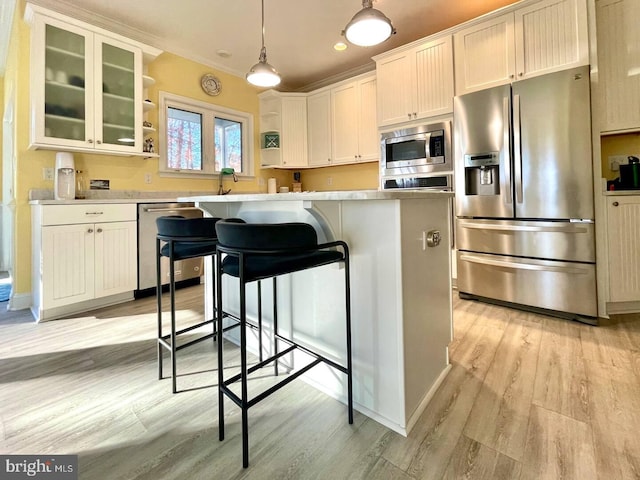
261,0,266,49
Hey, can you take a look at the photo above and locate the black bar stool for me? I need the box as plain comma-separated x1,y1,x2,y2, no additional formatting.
156,215,221,393
214,219,353,468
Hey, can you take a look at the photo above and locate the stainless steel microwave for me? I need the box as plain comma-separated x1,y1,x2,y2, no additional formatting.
380,121,452,176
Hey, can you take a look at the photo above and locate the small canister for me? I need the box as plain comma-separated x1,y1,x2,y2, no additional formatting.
620,156,640,189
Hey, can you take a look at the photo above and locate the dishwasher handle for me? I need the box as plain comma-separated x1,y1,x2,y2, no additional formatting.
143,206,202,213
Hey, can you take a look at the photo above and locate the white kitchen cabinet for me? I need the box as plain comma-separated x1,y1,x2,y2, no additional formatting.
607,196,640,303
454,0,588,95
259,91,308,168
307,90,332,167
375,35,454,127
596,0,640,133
25,4,161,155
331,73,378,164
31,203,137,321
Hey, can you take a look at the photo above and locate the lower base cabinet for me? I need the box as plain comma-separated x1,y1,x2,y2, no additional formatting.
607,195,640,305
32,203,137,321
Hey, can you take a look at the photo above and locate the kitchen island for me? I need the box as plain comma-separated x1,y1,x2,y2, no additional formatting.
180,190,454,435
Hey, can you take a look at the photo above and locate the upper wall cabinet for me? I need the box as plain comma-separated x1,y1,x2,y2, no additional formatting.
596,0,640,134
259,91,308,168
307,90,332,167
374,35,454,128
331,74,378,164
25,4,161,156
454,0,589,95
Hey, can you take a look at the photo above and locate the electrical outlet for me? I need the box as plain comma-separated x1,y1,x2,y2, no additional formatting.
609,155,628,172
144,173,152,184
43,167,54,181
327,176,333,186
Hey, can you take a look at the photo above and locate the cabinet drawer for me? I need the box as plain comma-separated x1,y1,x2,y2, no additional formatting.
41,204,136,226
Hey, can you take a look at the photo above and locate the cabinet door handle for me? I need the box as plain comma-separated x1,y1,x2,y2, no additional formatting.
407,113,411,119
510,74,515,79
96,140,102,144
613,201,619,206
518,72,524,77
96,228,103,233
87,228,94,233
87,139,93,144
413,112,417,118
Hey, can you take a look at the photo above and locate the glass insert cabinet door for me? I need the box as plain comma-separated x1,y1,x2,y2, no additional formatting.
35,16,143,153
96,37,142,151
42,22,91,144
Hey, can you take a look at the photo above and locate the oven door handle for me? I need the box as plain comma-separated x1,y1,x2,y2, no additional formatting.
143,206,202,213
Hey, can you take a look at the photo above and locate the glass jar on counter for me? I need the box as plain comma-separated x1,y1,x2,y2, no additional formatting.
75,170,86,199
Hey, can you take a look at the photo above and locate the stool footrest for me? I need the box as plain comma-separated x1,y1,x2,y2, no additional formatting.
220,356,323,410
225,344,297,385
160,318,215,338
274,333,348,375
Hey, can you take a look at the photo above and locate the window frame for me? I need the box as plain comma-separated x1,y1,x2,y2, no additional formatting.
158,91,254,178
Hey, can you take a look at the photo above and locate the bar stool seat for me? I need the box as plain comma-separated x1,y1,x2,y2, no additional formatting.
156,216,221,393
215,219,353,468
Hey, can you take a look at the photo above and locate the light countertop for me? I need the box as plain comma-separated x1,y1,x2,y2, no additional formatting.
179,189,453,203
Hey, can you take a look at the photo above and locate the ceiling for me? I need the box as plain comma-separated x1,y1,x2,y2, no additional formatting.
24,0,519,91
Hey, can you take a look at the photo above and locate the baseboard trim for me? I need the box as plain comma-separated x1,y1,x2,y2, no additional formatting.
8,292,32,311
606,301,640,315
32,292,134,322
405,363,452,434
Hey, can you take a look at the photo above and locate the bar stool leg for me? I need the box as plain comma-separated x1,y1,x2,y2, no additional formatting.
217,250,225,442
156,237,163,381
210,254,217,340
273,277,279,377
240,256,250,468
169,242,178,394
344,253,353,424
257,281,263,362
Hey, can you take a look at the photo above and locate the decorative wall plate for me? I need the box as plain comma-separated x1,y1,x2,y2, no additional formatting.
201,74,222,96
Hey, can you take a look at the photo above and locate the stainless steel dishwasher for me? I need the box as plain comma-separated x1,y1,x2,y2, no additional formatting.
136,202,204,297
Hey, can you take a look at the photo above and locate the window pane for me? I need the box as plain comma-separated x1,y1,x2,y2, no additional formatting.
167,107,202,170
214,117,243,173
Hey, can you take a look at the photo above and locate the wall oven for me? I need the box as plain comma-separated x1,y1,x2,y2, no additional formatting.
380,121,453,190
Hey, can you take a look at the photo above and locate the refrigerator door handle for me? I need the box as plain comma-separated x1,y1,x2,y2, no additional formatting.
513,93,523,204
502,96,512,205
459,253,590,275
459,221,591,234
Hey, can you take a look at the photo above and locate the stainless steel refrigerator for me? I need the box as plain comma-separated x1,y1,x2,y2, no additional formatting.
454,65,597,321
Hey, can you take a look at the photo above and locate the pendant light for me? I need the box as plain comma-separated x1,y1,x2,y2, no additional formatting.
343,0,395,47
246,0,281,87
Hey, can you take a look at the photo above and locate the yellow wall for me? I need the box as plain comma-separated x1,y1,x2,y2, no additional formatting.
0,75,3,188
299,162,378,192
7,2,291,296
600,132,640,180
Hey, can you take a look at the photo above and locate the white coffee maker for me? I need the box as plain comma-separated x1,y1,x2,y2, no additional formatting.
54,152,75,200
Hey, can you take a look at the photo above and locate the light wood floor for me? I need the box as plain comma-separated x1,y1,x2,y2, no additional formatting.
1,286,639,479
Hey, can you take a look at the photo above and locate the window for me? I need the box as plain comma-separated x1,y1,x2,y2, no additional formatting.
158,92,254,177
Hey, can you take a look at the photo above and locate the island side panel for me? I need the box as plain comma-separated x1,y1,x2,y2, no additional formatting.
400,197,453,428
341,200,406,430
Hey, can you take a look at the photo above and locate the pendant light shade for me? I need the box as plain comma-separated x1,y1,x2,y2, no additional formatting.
247,0,281,87
343,0,395,47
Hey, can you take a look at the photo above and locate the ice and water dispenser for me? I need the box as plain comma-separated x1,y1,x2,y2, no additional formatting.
463,152,500,195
